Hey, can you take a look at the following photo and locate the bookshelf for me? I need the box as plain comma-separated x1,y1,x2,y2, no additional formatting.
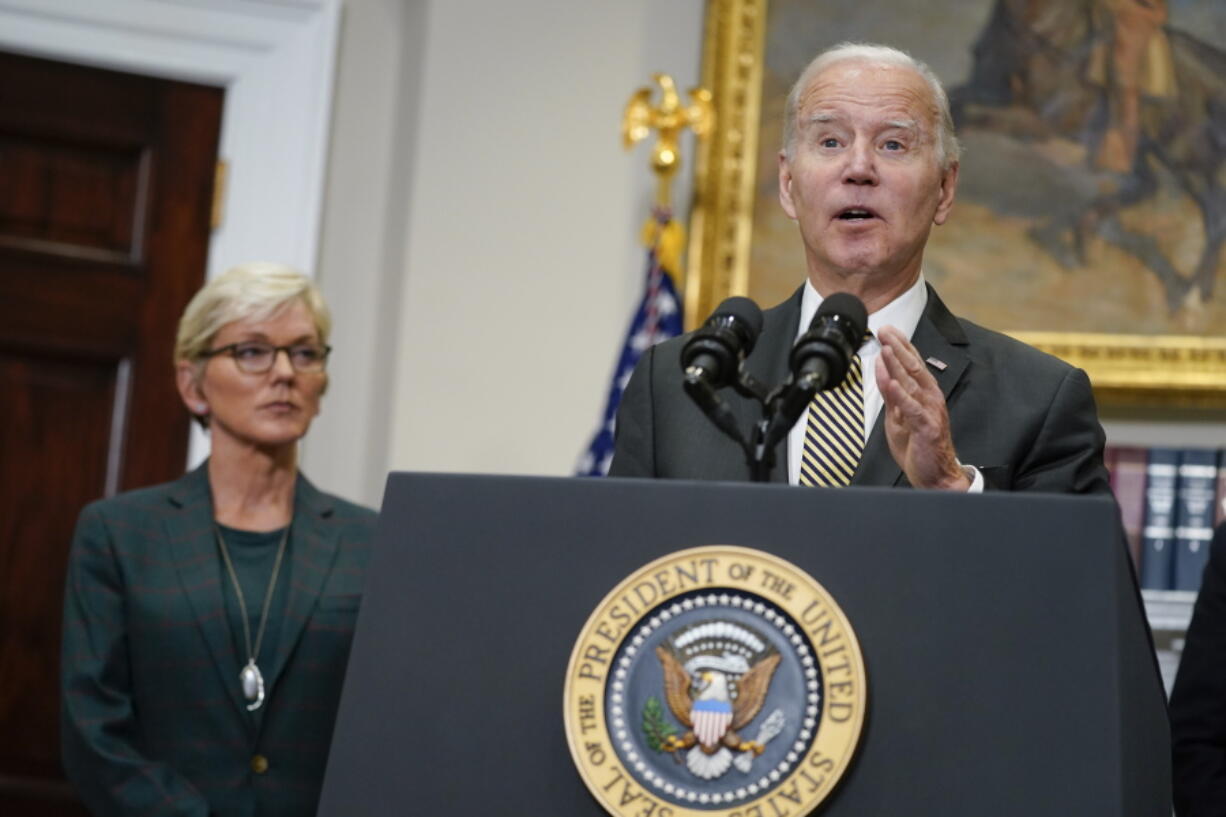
1106,413,1223,693
1142,589,1197,633
1144,589,1196,697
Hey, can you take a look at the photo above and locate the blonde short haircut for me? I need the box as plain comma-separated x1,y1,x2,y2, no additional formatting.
782,42,961,170
174,262,332,365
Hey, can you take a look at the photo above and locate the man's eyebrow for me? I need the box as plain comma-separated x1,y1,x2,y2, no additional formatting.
804,114,920,131
804,112,840,126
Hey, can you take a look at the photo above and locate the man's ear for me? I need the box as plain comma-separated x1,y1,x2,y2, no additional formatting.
933,161,959,226
778,151,798,220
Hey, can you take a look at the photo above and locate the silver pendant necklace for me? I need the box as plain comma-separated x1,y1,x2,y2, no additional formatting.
215,523,289,712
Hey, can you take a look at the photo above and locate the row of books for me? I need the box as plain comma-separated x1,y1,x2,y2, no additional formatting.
1106,445,1224,593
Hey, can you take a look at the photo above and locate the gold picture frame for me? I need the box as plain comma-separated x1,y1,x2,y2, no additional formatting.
685,0,1226,407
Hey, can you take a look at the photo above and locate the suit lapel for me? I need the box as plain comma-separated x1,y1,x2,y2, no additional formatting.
165,463,252,723
742,288,803,484
854,285,970,488
263,474,339,695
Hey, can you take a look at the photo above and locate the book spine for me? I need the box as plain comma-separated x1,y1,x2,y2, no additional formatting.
1140,448,1179,590
1173,448,1219,591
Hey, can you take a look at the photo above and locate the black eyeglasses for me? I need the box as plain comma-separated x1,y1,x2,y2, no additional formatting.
201,342,332,374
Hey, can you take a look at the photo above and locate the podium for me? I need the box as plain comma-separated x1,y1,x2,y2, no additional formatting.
319,474,1169,816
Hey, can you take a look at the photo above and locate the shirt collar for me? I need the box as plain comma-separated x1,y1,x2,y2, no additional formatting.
797,274,929,353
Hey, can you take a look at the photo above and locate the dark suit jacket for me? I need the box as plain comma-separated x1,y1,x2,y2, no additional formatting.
610,284,1110,494
61,464,377,817
1171,523,1226,816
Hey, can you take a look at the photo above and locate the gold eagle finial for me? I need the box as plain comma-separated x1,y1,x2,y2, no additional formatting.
622,73,714,209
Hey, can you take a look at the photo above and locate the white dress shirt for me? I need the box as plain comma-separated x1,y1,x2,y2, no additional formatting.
785,275,982,491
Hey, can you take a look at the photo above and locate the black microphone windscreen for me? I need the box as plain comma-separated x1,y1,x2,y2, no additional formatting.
813,292,867,337
713,296,764,337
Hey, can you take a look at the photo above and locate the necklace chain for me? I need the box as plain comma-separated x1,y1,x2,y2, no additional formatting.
214,523,290,670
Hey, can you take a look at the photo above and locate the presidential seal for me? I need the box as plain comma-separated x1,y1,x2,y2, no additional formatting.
564,546,866,816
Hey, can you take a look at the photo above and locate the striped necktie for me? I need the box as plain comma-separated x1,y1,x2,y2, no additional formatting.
798,352,865,487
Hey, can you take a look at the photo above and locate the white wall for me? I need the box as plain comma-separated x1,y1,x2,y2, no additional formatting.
301,0,427,505
304,0,706,507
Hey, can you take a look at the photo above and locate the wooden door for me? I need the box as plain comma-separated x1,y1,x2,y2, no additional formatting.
0,51,223,815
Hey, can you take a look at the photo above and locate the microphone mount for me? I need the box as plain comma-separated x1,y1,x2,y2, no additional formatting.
681,293,868,482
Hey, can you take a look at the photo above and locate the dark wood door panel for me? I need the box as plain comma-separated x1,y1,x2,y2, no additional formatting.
0,351,120,776
0,53,162,145
0,133,148,261
0,49,223,816
0,51,221,494
0,256,143,356
0,781,83,817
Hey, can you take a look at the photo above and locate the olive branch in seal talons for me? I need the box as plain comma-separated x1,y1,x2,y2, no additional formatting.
641,696,676,751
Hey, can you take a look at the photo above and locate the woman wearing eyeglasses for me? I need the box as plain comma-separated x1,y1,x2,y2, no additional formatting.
61,263,376,817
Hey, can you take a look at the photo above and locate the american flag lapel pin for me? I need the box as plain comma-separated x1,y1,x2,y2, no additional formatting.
925,356,948,371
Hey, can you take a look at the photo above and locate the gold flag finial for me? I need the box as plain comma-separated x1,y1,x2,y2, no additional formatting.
622,73,713,209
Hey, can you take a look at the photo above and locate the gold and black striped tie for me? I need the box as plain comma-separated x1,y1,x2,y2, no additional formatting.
798,353,865,487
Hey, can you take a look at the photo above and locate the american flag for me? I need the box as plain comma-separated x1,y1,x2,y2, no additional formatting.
576,207,682,476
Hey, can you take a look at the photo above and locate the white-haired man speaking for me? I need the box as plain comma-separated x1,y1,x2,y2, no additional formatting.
610,42,1110,495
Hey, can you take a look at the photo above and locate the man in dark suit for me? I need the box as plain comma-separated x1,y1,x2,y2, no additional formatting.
611,42,1109,494
1170,522,1226,816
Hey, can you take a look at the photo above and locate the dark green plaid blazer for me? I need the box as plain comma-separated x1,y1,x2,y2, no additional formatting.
61,464,377,817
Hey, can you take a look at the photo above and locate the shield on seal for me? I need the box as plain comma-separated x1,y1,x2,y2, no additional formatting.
691,698,733,748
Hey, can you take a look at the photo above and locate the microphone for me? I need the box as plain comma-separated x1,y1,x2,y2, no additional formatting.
680,297,763,458
680,297,764,389
763,293,868,449
789,292,868,391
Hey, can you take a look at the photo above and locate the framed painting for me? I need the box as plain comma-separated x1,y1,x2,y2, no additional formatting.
686,0,1226,405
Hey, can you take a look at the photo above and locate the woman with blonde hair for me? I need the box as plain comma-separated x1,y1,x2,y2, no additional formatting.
62,262,376,817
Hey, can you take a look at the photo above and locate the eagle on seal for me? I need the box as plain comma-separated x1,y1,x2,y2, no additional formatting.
655,645,781,779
